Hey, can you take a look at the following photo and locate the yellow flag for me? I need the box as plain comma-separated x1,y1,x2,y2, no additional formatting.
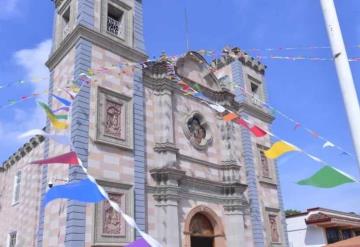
47,112,69,130
264,141,298,159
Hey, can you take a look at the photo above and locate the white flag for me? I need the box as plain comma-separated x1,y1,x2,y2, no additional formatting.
323,141,335,148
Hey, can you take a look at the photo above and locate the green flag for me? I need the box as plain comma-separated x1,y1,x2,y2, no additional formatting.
297,166,356,188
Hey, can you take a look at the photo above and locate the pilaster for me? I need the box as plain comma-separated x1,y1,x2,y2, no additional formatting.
231,60,265,247
153,89,178,168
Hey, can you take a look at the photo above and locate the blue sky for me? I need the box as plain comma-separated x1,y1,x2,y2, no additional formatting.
0,0,360,213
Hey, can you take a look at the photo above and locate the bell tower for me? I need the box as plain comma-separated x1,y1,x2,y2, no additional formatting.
38,0,147,246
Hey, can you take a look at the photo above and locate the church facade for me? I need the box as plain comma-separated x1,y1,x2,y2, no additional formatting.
0,0,289,247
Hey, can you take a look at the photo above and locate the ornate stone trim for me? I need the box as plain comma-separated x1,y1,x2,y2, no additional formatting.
212,47,266,74
153,142,179,153
1,135,44,170
149,167,248,207
182,111,213,150
183,205,226,247
46,24,147,70
94,180,133,245
239,101,275,123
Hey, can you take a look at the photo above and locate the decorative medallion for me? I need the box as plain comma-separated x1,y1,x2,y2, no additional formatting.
183,112,212,150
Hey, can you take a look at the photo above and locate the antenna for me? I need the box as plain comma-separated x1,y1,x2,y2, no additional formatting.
184,6,190,51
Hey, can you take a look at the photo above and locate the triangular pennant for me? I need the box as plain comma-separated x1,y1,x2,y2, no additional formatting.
207,103,226,113
234,118,249,128
323,141,335,148
38,102,69,130
52,94,72,106
223,112,237,122
31,151,79,165
297,166,356,188
43,178,106,206
264,141,298,159
126,238,150,247
250,125,267,137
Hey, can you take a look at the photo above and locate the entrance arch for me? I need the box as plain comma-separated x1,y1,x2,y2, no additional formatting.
184,205,226,247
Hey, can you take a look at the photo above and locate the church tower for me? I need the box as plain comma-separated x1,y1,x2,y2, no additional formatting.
38,0,147,246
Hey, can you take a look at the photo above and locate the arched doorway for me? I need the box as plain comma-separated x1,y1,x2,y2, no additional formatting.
190,213,214,247
183,205,226,247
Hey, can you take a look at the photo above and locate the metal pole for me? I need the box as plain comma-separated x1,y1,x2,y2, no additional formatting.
320,0,360,172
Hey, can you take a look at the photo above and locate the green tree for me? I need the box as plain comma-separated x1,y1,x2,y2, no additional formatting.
285,209,302,217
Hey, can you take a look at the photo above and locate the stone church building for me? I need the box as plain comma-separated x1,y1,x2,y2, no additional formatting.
0,0,289,246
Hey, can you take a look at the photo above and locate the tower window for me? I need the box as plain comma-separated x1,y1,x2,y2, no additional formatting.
7,231,17,247
107,4,125,38
62,7,71,38
251,82,259,94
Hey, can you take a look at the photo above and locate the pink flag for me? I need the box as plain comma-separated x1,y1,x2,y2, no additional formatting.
250,125,267,137
30,151,79,165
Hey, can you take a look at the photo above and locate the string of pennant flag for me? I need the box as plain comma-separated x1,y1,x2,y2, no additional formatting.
241,44,360,52
17,52,359,245
2,49,355,162
226,80,354,158
10,50,359,189
174,73,358,188
19,77,161,247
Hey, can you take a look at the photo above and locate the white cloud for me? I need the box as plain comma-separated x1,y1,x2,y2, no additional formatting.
14,39,52,95
0,39,52,161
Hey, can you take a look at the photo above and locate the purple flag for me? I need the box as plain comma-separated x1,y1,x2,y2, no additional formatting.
126,238,150,247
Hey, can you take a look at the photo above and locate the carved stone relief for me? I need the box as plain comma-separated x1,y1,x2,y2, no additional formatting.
104,101,122,138
96,87,133,149
102,193,125,236
183,112,213,150
94,181,133,245
269,214,280,243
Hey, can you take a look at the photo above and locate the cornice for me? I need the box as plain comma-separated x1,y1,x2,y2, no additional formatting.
143,73,240,112
148,169,248,207
46,25,148,71
179,153,225,170
212,47,266,75
1,135,45,171
239,101,275,123
153,142,179,153
259,179,278,188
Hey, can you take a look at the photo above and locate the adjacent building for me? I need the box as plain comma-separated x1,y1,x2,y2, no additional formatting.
286,207,360,247
0,0,289,246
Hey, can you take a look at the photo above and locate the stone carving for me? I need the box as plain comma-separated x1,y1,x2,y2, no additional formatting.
188,117,206,145
269,215,280,243
260,150,270,178
190,213,214,237
183,112,212,150
96,87,133,149
102,193,124,236
104,100,122,138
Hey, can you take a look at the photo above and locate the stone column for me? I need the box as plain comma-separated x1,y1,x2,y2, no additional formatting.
153,89,178,168
224,208,245,247
151,168,184,247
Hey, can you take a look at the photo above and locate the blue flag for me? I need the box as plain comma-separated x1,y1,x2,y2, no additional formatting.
43,178,106,206
52,94,72,106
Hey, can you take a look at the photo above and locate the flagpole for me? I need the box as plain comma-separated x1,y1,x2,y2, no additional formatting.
320,0,360,174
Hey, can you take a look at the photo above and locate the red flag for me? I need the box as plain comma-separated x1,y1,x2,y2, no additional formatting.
234,118,249,128
30,151,79,165
250,126,267,137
